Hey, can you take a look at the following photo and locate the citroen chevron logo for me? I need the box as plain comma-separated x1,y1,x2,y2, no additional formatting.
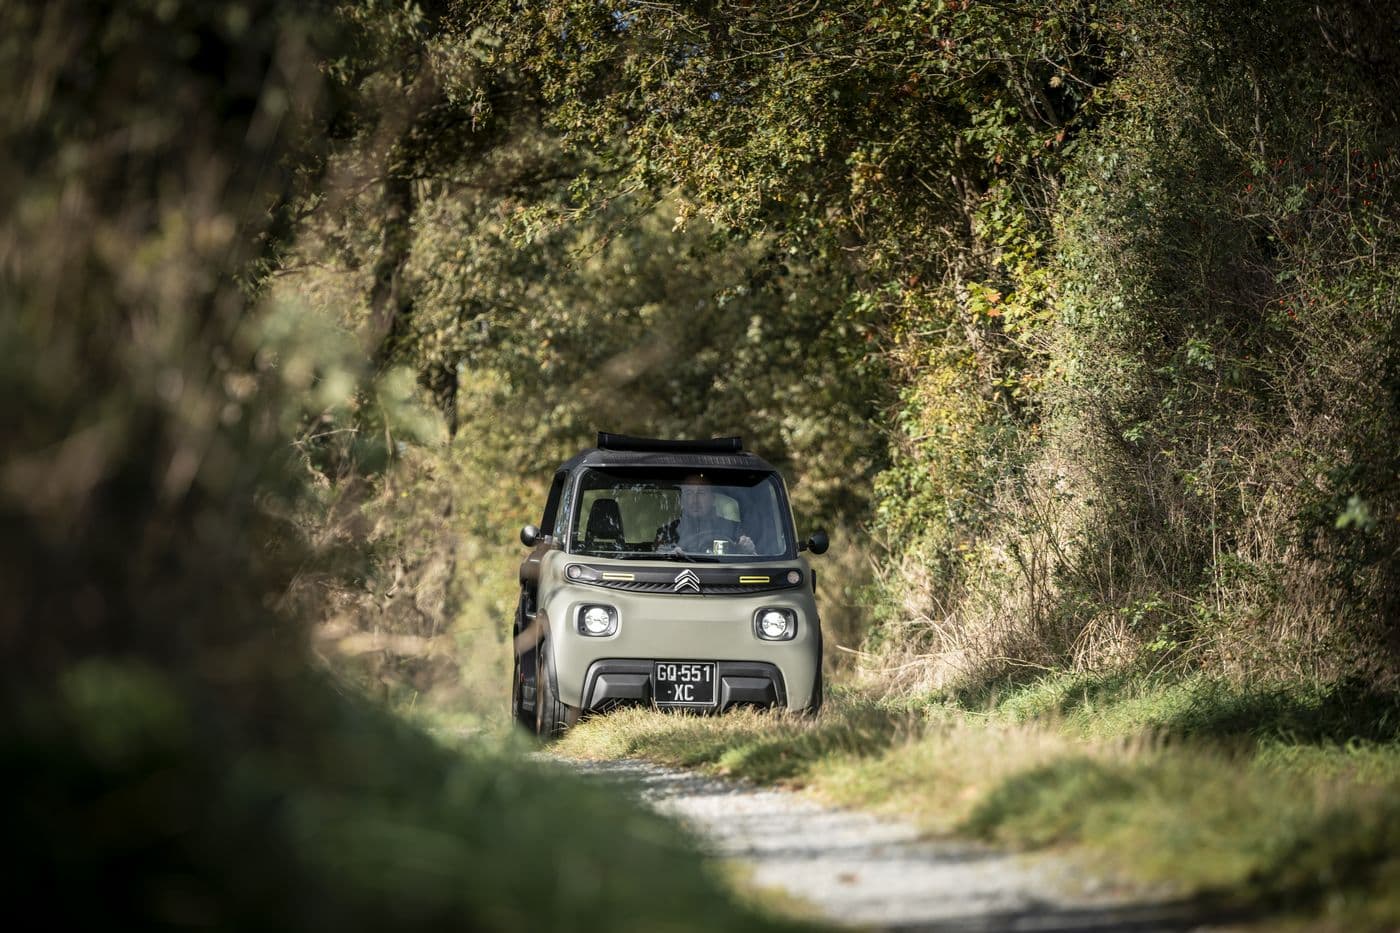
673,569,701,593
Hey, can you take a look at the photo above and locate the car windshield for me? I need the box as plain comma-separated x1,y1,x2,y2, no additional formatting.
569,467,794,561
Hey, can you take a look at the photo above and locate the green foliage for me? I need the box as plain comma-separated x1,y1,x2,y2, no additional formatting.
493,0,1104,565
1037,0,1400,681
976,670,1400,747
1,0,340,694
284,19,895,683
961,757,1139,846
279,0,1400,697
7,661,803,932
0,2,817,929
471,0,1400,687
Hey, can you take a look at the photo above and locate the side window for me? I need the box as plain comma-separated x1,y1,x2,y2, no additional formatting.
556,472,576,545
540,472,568,537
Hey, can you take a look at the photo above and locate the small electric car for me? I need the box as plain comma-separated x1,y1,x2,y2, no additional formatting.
511,433,828,736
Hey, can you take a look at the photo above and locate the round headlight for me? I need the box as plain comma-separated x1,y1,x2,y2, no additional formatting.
758,610,790,639
581,606,614,635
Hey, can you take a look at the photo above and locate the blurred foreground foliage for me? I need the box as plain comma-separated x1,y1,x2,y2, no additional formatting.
0,1,801,928
6,661,800,931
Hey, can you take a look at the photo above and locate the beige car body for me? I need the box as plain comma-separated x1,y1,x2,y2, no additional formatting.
535,549,821,710
512,434,826,733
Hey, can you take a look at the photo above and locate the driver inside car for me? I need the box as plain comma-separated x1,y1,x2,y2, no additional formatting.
654,474,756,555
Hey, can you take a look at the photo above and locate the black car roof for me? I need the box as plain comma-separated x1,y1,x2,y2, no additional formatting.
556,434,779,474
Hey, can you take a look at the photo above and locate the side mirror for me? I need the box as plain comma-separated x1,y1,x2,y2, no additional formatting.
520,524,542,547
800,529,829,555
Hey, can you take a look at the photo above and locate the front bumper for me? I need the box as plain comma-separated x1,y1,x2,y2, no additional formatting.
581,659,787,713
537,556,821,710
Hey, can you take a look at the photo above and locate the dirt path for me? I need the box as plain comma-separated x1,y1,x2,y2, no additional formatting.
568,758,1224,933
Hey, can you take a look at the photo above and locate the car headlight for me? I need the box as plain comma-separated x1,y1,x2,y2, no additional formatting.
753,608,796,641
578,604,618,637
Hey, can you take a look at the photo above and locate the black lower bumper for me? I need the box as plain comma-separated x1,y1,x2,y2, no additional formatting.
581,660,788,713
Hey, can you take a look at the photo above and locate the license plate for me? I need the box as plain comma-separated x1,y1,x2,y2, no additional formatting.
653,661,716,707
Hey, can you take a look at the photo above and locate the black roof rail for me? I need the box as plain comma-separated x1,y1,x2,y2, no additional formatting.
596,433,744,454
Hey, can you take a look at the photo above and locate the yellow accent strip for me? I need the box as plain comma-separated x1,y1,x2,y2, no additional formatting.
738,575,771,584
600,571,635,581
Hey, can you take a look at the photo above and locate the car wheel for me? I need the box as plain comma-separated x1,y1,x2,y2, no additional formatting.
535,638,580,739
802,629,824,718
510,604,536,732
511,644,537,733
802,663,824,718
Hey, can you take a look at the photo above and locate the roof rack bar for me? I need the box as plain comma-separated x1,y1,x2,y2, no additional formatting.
596,433,743,454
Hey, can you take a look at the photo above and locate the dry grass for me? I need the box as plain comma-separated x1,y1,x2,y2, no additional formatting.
556,679,1400,931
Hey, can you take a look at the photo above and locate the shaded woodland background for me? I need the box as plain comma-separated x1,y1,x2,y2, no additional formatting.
3,0,1399,926
270,0,1400,700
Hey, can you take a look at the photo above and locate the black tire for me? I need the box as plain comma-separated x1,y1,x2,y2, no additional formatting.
535,638,580,739
802,628,824,718
510,644,536,733
510,602,537,732
802,663,824,718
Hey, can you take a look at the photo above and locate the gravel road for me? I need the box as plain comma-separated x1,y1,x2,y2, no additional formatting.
566,758,1224,933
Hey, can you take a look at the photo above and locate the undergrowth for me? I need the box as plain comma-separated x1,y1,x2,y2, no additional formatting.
5,661,809,933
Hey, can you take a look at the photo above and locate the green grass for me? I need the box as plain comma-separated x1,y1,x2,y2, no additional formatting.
555,676,1400,931
978,671,1400,745
555,688,912,781
6,659,816,933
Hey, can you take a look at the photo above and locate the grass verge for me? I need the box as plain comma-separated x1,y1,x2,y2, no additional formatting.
554,678,1400,931
7,660,815,932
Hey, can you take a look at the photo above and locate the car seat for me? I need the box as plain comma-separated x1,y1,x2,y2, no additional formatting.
584,497,625,550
